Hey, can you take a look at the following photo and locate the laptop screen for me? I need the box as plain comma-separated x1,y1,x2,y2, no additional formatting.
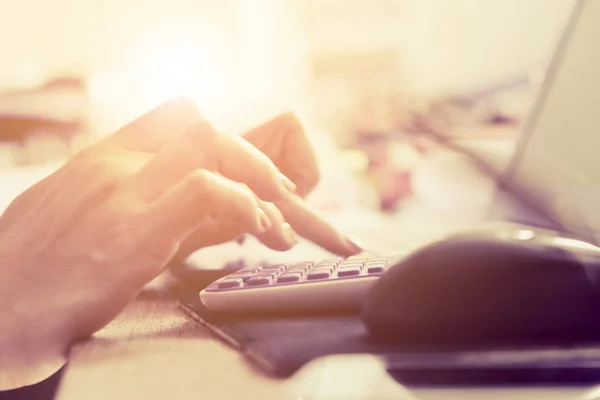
505,0,600,244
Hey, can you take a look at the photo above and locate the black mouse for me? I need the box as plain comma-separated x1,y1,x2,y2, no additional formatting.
362,229,600,346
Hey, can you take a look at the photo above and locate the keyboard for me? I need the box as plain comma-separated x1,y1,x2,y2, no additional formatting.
199,253,405,312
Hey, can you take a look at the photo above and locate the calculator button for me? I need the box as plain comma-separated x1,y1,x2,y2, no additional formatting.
368,258,389,265
346,254,369,262
367,266,386,274
236,274,254,282
258,271,279,277
233,266,262,275
342,261,365,269
217,279,242,289
337,268,361,277
236,273,261,282
368,261,389,269
317,259,341,268
277,273,302,283
286,267,307,275
245,276,273,286
261,265,286,273
244,272,277,282
314,265,334,273
307,271,331,280
294,262,315,269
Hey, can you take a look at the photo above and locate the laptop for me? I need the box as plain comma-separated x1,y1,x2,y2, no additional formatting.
198,0,600,313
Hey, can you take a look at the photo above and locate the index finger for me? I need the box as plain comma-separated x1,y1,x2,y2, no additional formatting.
127,121,297,203
243,113,320,197
276,194,362,257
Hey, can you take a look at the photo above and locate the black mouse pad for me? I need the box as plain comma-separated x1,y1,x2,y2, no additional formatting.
177,291,600,384
178,290,403,377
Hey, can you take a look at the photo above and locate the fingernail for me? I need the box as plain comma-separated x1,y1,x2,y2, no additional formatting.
283,223,299,245
257,209,272,233
279,173,297,193
344,236,363,254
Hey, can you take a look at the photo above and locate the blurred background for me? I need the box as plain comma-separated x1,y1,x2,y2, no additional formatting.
0,0,577,216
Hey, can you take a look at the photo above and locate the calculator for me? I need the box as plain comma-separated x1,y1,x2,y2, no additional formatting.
199,253,404,312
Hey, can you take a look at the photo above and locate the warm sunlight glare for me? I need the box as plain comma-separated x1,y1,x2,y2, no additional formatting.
90,18,233,122
139,40,228,112
135,19,233,116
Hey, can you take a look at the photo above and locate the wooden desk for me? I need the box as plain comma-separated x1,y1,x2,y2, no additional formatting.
56,296,285,400
55,295,600,400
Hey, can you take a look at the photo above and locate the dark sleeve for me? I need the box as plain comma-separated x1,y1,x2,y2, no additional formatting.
0,367,65,400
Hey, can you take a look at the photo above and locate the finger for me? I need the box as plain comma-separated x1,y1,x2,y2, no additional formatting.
100,97,202,152
254,201,298,251
219,132,297,198
132,169,271,265
243,113,320,197
276,194,362,257
127,121,296,203
174,201,299,260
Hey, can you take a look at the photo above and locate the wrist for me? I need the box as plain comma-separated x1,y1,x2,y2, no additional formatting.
0,306,67,391
0,326,67,390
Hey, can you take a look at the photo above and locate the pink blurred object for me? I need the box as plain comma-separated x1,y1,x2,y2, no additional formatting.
366,165,412,212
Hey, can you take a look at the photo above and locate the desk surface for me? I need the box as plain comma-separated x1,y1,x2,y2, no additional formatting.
55,296,600,400
57,296,284,400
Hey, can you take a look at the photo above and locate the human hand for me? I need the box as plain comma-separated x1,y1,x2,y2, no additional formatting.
0,98,360,389
175,113,362,258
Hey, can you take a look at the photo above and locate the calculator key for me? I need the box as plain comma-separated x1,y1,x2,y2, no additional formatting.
261,265,286,273
314,265,334,273
317,259,341,268
294,262,315,269
245,276,273,286
233,266,262,275
368,261,388,270
277,273,302,283
342,261,365,269
307,271,331,280
238,274,254,282
235,272,258,281
231,272,252,281
286,267,307,275
367,266,386,274
288,264,307,270
346,255,369,262
258,271,279,277
240,272,276,282
368,258,389,265
217,279,242,289
337,268,361,277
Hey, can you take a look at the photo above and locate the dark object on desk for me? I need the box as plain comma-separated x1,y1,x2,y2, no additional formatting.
363,231,600,346
179,290,600,385
179,290,403,378
176,228,600,383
